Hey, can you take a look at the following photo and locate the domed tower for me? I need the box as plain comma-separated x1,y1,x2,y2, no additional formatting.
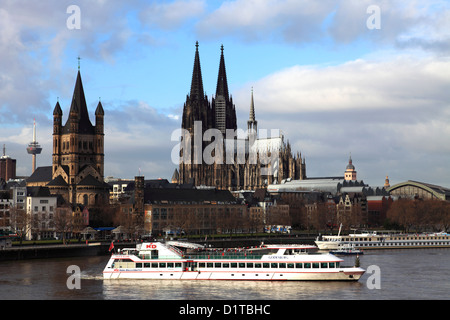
384,175,390,188
344,154,357,181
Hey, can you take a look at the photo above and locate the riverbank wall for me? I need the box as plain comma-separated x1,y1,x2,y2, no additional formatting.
0,242,115,261
0,235,316,261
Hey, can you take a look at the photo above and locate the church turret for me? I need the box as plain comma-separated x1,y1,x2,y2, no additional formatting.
53,100,62,135
95,100,105,178
95,100,104,132
247,88,258,137
344,154,357,181
52,101,62,174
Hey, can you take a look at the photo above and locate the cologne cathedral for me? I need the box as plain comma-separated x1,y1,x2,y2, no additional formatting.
175,42,306,190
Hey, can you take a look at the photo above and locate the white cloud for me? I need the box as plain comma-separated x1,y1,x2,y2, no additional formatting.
197,0,333,42
102,99,180,178
232,54,450,187
236,55,450,114
196,0,450,53
139,0,206,30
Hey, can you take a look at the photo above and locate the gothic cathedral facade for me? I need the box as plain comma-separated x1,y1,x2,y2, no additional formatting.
177,42,306,190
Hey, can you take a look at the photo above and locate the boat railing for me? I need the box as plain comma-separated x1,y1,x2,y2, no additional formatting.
168,245,184,256
185,253,265,260
137,255,184,260
135,251,265,260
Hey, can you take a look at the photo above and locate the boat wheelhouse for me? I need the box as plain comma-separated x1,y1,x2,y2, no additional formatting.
316,231,450,250
103,241,365,281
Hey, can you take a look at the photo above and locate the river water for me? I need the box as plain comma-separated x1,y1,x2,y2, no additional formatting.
0,248,449,301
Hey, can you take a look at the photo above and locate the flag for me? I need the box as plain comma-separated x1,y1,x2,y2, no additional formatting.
108,241,114,252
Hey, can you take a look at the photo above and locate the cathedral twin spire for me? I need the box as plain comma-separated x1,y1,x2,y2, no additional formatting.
189,41,205,102
182,42,237,135
215,44,229,101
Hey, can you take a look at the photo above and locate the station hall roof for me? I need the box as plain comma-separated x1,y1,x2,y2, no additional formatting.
387,180,450,200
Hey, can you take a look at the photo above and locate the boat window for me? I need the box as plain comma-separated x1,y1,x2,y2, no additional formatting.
207,263,213,268
247,263,254,268
231,263,238,268
199,263,206,268
239,263,245,268
114,259,135,268
152,263,158,268
223,263,230,268
321,263,328,268
263,263,270,268
329,262,335,268
215,263,221,268
271,263,278,268
255,263,261,268
295,263,302,268
136,263,142,268
336,262,340,268
116,259,133,263
144,263,150,268
176,263,182,268
159,263,166,268
167,263,174,268
279,263,286,268
287,263,294,268
304,263,311,268
313,263,320,268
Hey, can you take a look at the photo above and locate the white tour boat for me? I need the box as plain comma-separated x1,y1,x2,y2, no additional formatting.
316,230,450,250
103,241,365,281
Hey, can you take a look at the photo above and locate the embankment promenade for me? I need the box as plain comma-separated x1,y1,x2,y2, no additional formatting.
0,234,317,262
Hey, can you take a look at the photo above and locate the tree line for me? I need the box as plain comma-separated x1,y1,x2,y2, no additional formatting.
385,199,450,233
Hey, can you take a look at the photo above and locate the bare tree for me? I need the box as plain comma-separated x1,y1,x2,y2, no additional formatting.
54,205,73,244
9,205,30,244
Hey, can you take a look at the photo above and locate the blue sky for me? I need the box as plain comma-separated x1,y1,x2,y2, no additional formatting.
1,0,450,188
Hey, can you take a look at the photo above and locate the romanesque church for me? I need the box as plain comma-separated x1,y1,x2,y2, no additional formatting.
175,42,306,190
27,68,109,206
49,69,109,205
